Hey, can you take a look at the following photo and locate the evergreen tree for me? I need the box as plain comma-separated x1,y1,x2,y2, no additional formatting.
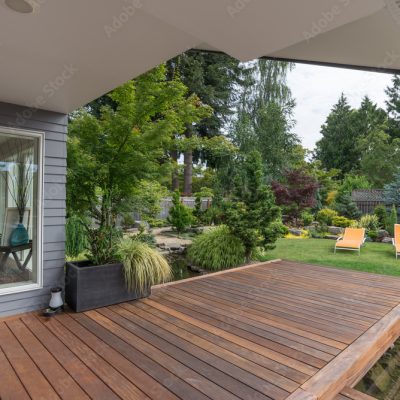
354,96,387,136
385,75,400,139
384,168,400,208
315,94,362,175
168,191,192,234
374,205,388,229
168,51,243,194
221,151,281,260
387,205,398,237
333,191,361,220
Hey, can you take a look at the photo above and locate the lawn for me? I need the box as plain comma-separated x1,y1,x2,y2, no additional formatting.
260,238,400,277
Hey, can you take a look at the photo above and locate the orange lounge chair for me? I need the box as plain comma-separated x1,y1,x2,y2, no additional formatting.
334,228,366,255
393,224,400,259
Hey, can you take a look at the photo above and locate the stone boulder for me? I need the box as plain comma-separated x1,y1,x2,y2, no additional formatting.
288,228,303,236
328,226,344,235
324,235,339,240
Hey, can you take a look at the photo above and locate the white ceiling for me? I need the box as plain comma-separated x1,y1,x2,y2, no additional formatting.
0,0,398,114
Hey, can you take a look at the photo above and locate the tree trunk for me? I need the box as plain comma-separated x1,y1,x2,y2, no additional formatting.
183,149,193,196
171,150,180,191
183,128,193,196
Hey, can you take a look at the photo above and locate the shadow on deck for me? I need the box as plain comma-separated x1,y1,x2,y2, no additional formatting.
1,260,400,400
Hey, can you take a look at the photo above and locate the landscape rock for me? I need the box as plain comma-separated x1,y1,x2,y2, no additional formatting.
323,235,339,240
382,237,393,244
288,228,303,236
328,226,344,235
377,230,390,239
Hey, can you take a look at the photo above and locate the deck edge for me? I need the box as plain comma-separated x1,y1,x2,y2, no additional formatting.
152,259,282,291
288,304,400,400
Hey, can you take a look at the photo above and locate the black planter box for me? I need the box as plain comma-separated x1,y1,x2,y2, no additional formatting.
65,261,150,312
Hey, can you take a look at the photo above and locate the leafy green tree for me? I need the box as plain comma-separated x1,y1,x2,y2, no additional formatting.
67,65,207,262
231,60,298,178
221,151,281,261
129,180,169,223
168,190,193,234
340,174,372,194
315,94,361,175
386,75,400,139
358,129,400,187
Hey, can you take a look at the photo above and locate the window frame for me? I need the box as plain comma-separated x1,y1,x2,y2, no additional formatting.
0,126,44,296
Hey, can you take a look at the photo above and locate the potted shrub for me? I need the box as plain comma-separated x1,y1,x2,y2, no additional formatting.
66,231,171,312
65,78,206,312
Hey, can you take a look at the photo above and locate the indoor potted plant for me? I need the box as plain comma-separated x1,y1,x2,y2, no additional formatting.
0,140,33,246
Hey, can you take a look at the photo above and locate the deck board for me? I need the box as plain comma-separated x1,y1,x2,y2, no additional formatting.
1,260,400,400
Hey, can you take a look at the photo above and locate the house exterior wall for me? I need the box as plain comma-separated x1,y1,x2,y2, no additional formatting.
0,102,67,317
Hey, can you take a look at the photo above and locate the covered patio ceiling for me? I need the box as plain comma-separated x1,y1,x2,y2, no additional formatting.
1,0,399,114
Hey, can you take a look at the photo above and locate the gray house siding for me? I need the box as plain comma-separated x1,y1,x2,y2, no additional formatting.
0,102,67,317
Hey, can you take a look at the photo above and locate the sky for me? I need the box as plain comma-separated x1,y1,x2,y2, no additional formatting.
287,63,394,151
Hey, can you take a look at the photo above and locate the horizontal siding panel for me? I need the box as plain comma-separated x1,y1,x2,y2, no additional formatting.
44,174,66,184
44,199,66,209
44,242,66,252
0,101,68,125
44,225,66,243
0,116,67,135
44,183,66,200
44,131,67,142
44,216,65,226
45,157,67,167
45,165,66,176
44,208,66,218
45,140,67,158
44,250,66,262
43,260,65,272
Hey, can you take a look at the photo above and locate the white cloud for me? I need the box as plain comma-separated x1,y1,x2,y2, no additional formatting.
287,63,393,151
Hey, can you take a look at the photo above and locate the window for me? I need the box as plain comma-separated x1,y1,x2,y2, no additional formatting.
0,128,43,294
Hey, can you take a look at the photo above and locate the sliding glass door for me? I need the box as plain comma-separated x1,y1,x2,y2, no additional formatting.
0,128,43,294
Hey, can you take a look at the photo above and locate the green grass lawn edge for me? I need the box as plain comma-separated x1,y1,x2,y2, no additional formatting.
260,238,400,277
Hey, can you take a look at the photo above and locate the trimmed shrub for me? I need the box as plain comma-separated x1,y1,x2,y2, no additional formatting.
387,205,398,236
367,230,379,241
374,205,388,229
188,225,245,271
331,216,353,228
168,190,193,234
300,210,314,226
117,239,171,294
316,208,338,226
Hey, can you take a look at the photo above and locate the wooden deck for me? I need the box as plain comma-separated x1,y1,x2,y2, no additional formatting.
1,260,400,400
